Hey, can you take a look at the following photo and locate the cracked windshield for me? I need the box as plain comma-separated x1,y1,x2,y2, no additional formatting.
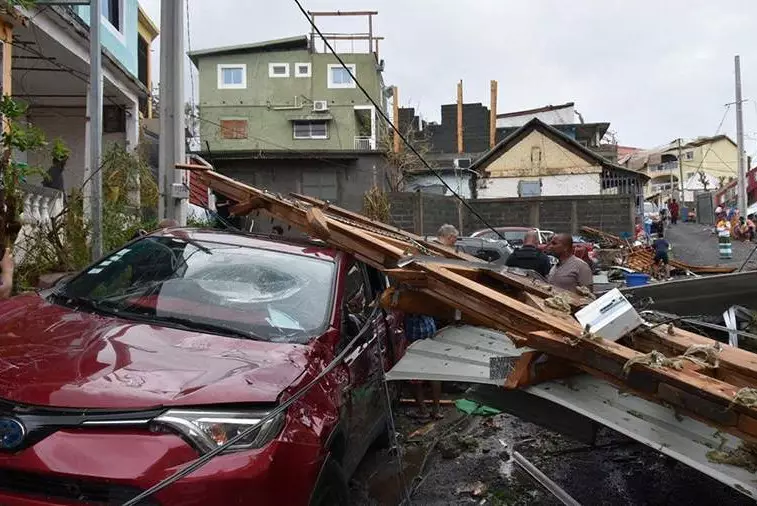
56,236,335,343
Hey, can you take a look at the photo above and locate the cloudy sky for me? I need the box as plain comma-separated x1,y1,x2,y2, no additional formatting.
139,0,757,158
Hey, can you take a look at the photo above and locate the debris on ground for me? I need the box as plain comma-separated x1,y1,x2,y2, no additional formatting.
455,399,502,417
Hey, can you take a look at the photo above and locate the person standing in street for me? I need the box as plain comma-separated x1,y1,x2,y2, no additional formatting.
505,230,552,278
404,313,443,420
547,234,593,294
669,199,680,225
652,233,671,280
0,249,14,299
716,212,733,260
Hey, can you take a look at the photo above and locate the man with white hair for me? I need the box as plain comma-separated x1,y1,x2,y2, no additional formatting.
437,224,459,247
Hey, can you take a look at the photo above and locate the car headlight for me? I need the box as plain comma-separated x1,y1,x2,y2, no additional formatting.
151,410,285,454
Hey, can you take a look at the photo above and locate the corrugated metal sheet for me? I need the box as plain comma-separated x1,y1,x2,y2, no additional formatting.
387,325,757,499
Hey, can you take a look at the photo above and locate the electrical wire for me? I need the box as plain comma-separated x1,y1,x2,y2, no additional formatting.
291,0,504,240
123,301,385,506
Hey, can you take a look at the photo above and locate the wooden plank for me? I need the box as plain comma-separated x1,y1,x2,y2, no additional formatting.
526,331,756,430
229,197,267,216
290,192,475,261
306,207,330,240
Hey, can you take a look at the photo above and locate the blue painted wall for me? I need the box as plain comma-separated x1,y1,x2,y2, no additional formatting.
74,0,139,78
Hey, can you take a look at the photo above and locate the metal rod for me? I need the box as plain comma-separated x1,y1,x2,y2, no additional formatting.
88,0,103,259
512,451,582,506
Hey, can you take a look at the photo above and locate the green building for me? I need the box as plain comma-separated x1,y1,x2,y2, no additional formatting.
188,35,391,211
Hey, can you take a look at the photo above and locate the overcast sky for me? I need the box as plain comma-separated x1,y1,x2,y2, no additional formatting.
139,0,757,158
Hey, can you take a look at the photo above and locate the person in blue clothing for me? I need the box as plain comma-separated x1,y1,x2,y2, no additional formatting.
652,233,671,280
404,313,442,419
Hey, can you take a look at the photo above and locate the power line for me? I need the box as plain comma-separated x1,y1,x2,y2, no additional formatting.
291,0,503,239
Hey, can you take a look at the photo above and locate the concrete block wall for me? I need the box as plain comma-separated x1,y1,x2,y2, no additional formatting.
389,193,634,238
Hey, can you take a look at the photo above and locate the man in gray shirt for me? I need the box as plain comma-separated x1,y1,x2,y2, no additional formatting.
547,234,593,293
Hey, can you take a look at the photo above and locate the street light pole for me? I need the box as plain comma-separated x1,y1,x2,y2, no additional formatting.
88,0,103,259
159,0,187,224
735,55,747,215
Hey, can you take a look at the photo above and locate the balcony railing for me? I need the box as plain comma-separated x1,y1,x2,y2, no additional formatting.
354,136,375,150
649,161,679,172
13,183,65,264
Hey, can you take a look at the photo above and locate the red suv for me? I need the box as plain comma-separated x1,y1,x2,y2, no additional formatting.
0,230,403,505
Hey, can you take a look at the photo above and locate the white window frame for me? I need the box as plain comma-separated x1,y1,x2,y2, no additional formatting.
328,64,356,89
217,64,247,89
293,121,329,140
294,63,312,78
101,0,125,40
684,151,694,160
269,63,290,78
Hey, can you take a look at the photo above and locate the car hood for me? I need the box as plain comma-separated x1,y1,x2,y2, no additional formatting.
0,295,314,409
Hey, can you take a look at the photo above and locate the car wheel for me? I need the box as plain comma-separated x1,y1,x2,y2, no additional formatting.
311,458,350,506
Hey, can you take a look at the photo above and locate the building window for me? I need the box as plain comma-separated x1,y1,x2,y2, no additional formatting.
530,146,542,165
328,64,356,88
102,0,121,31
220,119,248,140
684,151,694,160
303,171,338,201
293,121,328,139
269,63,290,78
218,64,246,89
295,63,311,78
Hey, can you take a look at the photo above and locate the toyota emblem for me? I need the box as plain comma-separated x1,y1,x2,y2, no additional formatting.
0,417,26,450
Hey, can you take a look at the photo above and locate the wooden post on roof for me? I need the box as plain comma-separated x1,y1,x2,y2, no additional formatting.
490,80,497,148
393,86,400,153
457,80,464,154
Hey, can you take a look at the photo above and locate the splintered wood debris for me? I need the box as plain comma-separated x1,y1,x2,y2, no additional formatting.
183,165,757,444
580,226,737,275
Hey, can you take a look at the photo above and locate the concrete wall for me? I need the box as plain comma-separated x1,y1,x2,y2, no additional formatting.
479,174,601,199
26,108,126,192
213,152,388,212
484,130,601,178
197,50,384,152
74,0,140,77
389,192,634,238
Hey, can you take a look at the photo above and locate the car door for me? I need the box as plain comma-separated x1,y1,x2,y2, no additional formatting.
339,259,383,475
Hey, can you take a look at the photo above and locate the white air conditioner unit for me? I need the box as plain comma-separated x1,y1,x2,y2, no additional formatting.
313,100,329,112
454,158,472,169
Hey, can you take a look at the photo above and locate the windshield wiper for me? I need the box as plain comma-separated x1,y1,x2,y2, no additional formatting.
48,293,116,315
133,314,262,341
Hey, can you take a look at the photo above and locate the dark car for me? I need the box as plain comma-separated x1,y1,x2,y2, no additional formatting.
0,229,404,506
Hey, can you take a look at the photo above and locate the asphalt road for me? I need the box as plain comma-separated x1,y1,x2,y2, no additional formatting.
665,221,757,270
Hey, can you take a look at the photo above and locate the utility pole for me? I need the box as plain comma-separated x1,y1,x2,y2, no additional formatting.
677,138,684,202
392,86,400,153
88,0,103,259
159,0,187,223
735,55,747,215
457,80,463,154
489,80,498,149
